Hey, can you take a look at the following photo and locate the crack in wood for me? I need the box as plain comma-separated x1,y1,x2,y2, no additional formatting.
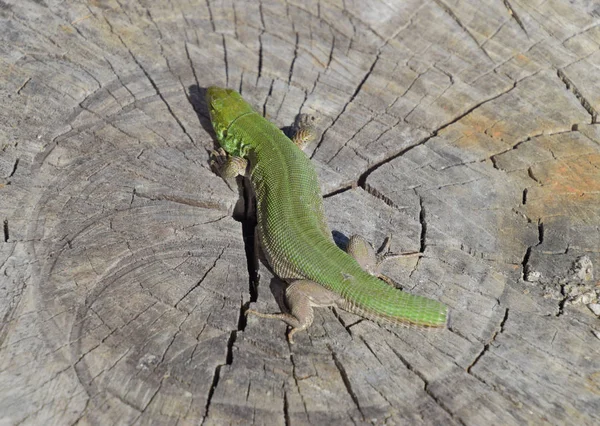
261,79,275,117
502,0,528,36
257,27,265,84
230,1,239,40
16,77,31,95
418,195,427,253
134,377,164,421
330,306,360,336
239,178,260,305
433,0,493,62
288,32,299,84
68,396,91,426
289,354,311,422
322,185,353,198
466,308,509,373
331,351,365,421
526,166,541,185
205,0,216,32
310,51,381,159
114,0,134,25
359,337,384,366
145,8,163,39
202,329,237,424
360,182,402,210
222,34,229,87
174,246,228,309
356,80,519,192
521,217,543,280
185,43,201,91
326,117,375,165
134,192,225,211
282,389,290,426
123,45,196,145
327,35,336,68
557,69,598,124
387,343,466,425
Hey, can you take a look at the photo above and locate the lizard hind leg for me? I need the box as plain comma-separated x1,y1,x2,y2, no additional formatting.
347,235,423,286
346,235,378,275
246,279,342,343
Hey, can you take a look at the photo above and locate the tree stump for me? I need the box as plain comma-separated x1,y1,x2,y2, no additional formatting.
1,0,599,424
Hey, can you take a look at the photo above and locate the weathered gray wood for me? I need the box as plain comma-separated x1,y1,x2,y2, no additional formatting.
1,0,599,425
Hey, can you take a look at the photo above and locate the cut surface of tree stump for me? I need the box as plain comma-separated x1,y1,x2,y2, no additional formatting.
1,0,599,424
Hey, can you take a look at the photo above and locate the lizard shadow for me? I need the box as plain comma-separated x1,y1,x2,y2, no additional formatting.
188,84,218,149
187,84,259,301
266,277,288,313
331,230,350,251
188,84,247,220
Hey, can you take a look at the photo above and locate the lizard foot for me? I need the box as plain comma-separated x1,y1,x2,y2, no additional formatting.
209,148,247,190
245,280,342,344
210,147,247,179
245,309,303,344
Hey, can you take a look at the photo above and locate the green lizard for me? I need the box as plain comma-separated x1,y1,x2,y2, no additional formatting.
206,86,448,343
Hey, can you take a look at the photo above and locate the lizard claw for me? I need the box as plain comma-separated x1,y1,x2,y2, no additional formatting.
287,331,296,344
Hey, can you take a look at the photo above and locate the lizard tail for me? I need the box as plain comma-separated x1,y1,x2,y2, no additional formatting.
341,275,449,328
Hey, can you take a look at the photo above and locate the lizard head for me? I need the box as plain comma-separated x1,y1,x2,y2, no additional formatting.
206,87,255,156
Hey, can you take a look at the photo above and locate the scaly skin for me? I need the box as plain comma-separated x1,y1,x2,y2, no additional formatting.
206,87,448,342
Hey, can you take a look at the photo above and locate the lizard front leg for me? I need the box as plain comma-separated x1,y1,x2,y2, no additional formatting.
210,147,247,189
246,279,343,343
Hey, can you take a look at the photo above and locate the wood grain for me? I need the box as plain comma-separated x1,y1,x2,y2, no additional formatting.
1,0,599,424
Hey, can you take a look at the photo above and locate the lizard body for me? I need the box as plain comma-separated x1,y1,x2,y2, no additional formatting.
206,87,448,342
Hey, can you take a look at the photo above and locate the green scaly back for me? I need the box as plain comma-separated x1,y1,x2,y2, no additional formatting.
206,87,448,328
